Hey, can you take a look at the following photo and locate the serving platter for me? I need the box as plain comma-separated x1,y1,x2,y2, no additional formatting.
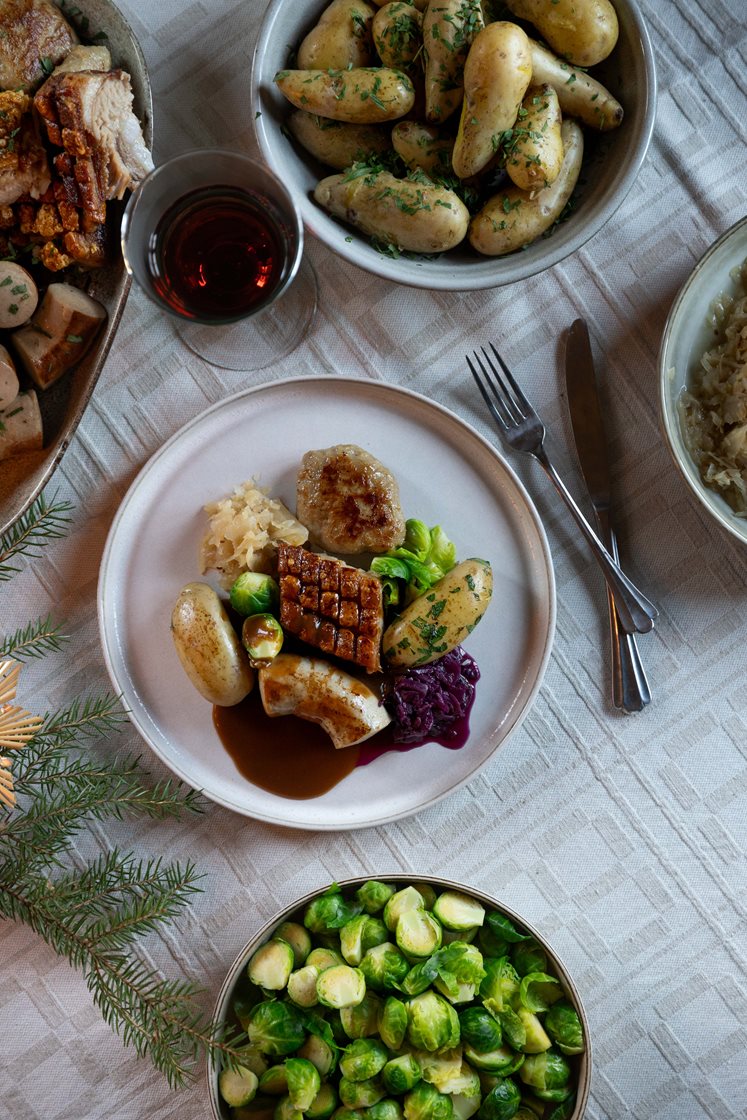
98,377,556,830
0,0,153,537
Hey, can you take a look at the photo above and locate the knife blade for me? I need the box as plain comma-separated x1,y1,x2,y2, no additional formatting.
564,318,651,712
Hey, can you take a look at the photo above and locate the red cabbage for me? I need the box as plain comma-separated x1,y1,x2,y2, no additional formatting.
383,647,480,745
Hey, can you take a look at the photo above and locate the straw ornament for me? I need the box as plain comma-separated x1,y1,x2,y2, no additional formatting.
0,659,43,808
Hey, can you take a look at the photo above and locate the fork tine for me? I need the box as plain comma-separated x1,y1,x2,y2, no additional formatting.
478,346,523,425
466,353,509,430
488,342,534,414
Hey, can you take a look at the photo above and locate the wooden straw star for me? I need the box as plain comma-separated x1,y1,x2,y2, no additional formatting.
0,659,43,808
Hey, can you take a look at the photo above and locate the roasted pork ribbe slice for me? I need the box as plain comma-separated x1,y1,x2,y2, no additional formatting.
0,0,78,93
278,543,384,674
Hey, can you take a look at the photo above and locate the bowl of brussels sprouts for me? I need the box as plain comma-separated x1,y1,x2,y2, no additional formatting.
209,876,591,1120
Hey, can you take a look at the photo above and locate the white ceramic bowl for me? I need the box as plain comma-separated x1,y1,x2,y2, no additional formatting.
659,215,747,546
251,0,656,290
208,875,592,1120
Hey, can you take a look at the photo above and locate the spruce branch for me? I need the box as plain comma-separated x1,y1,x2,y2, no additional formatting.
0,614,68,661
0,493,73,579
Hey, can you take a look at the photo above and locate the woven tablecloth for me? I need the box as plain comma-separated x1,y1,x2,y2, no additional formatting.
2,1,747,1116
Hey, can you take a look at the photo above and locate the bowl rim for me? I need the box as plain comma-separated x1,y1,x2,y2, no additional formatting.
658,212,747,545
207,873,592,1120
250,0,657,291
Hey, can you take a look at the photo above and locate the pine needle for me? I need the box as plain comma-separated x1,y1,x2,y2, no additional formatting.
0,493,73,579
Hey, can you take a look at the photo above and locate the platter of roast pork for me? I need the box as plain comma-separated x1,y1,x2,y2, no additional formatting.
97,377,557,831
0,0,153,535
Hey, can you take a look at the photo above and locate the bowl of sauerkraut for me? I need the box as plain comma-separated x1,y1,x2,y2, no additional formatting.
659,214,747,544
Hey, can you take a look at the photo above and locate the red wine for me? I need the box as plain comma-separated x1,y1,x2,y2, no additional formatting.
148,186,286,323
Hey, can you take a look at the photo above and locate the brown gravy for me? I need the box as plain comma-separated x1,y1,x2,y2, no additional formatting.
213,689,360,799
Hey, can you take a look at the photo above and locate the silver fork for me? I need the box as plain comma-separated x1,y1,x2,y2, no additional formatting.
468,343,658,636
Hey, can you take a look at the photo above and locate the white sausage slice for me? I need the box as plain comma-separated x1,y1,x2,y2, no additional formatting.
0,263,38,329
259,654,391,749
0,390,43,461
0,344,19,409
11,282,106,390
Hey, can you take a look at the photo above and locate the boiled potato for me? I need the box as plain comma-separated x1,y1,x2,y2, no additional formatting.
171,582,255,706
505,83,563,192
275,67,415,123
469,118,583,255
289,111,391,169
505,0,618,67
372,2,422,70
423,0,484,123
391,120,454,174
383,559,493,668
374,0,427,7
314,170,469,252
297,0,376,70
452,21,532,180
529,38,622,130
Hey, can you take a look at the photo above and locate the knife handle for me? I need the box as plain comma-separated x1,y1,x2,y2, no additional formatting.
598,512,652,712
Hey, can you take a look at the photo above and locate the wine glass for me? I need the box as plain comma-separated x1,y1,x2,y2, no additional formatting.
121,149,317,371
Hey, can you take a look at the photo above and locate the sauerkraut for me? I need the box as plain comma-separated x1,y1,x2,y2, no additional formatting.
682,259,747,514
200,480,308,588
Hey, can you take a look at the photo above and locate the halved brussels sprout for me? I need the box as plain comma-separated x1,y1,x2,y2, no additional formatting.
518,1051,571,1093
242,613,284,668
412,883,438,909
406,991,460,1052
516,1007,551,1054
287,1057,322,1111
340,1039,390,1082
464,1046,525,1077
356,881,396,914
248,1000,306,1056
231,1044,268,1077
412,1047,462,1093
458,1008,502,1053
248,939,295,991
260,1065,290,1095
432,892,485,932
496,1007,525,1052
477,1079,521,1120
288,964,320,1007
341,992,383,1039
382,1053,422,1095
341,915,372,966
368,1101,405,1120
276,921,313,967
219,1065,259,1108
403,1081,454,1120
438,1062,480,1099
307,947,345,971
518,973,561,1015
230,571,279,617
379,996,408,1050
318,965,367,1010
360,941,410,990
339,1077,386,1109
307,1083,339,1120
479,958,520,1010
543,1000,585,1056
396,911,443,959
275,1094,303,1120
297,1033,338,1077
511,940,547,978
384,887,425,931
362,917,389,954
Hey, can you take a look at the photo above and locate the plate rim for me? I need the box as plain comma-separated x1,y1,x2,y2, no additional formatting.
97,375,557,829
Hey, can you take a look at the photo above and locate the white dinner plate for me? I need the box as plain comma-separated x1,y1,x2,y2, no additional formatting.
98,377,556,830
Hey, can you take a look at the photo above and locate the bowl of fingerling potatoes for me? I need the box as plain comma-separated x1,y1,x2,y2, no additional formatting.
251,0,656,290
209,875,591,1120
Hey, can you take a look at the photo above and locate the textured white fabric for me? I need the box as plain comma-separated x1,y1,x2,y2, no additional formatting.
2,1,747,1116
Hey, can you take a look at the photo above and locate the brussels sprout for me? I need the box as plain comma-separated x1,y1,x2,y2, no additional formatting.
513,1111,540,1120
260,1065,290,1095
339,1077,386,1109
406,991,460,1052
340,1039,390,1082
458,1008,502,1053
276,922,313,967
341,992,383,1038
368,1100,404,1120
384,887,425,931
516,1008,551,1054
546,1096,576,1119
286,1057,322,1110
396,911,443,959
248,1000,306,1056
379,996,408,1050
219,1065,259,1108
403,1081,454,1120
484,913,531,947
400,960,437,998
356,881,396,914
297,1032,338,1077
432,892,485,932
306,887,363,936
318,966,367,1010
464,1047,525,1077
543,1000,584,1056
307,1084,339,1120
531,1087,573,1104
233,989,262,1031
401,520,431,560
248,939,295,991
477,926,509,958
231,1044,269,1077
341,915,372,966
360,942,410,989
427,527,457,575
511,941,547,979
433,944,485,1004
451,1092,482,1120
412,883,438,909
288,964,320,1007
276,1094,304,1120
242,613,284,668
496,1008,525,1052
333,1110,367,1120
414,1048,464,1093
362,918,390,953
440,1062,481,1099
480,958,520,1011
442,927,478,947
382,1053,422,1095
308,947,346,971
230,571,279,617
477,1079,521,1120
518,1052,571,1094
518,973,561,1015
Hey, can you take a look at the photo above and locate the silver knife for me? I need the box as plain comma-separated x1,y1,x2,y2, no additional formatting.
565,319,651,712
